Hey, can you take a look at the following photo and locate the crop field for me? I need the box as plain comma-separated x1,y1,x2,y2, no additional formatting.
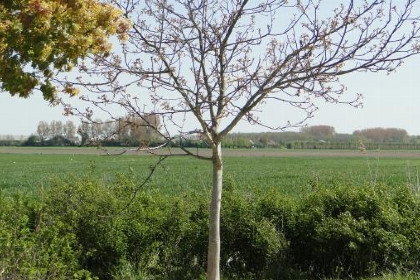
2,146,420,196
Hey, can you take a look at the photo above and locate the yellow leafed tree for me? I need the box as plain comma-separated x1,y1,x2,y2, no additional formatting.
0,0,129,100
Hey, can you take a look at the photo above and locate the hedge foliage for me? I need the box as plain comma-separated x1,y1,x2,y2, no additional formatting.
0,174,419,279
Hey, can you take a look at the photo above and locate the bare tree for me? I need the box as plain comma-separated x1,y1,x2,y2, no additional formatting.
62,1,420,279
301,125,336,140
63,121,77,144
117,114,161,146
37,121,50,142
49,120,64,138
77,122,92,146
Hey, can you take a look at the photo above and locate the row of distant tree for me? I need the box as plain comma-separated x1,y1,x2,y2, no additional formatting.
20,115,161,147
220,126,418,149
1,124,418,149
175,125,420,149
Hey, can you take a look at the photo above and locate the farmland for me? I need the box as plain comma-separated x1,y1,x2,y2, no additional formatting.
2,146,420,195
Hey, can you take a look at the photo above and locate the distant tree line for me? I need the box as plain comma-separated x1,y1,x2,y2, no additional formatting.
76,115,161,147
175,125,420,150
19,115,161,147
220,125,420,150
3,124,420,150
353,127,408,143
0,135,26,146
25,120,78,146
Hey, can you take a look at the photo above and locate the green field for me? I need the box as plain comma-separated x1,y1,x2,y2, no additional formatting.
2,147,420,195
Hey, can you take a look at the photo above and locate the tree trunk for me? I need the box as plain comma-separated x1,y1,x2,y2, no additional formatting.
207,142,223,280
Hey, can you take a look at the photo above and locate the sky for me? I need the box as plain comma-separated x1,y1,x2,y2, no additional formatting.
1,53,419,137
232,53,420,135
1,1,420,137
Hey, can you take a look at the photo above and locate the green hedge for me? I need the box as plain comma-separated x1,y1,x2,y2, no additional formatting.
289,185,420,278
0,175,419,279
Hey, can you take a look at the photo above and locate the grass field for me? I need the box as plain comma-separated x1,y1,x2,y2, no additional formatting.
2,147,420,196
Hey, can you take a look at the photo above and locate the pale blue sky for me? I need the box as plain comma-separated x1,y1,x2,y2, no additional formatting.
1,1,420,137
233,53,420,135
1,53,419,137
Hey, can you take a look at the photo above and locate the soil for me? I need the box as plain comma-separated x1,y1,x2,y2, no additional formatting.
2,146,420,158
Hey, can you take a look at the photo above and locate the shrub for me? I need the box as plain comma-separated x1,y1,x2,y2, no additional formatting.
44,177,127,279
0,192,93,279
1,174,419,280
221,179,290,280
44,175,209,280
289,184,420,279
